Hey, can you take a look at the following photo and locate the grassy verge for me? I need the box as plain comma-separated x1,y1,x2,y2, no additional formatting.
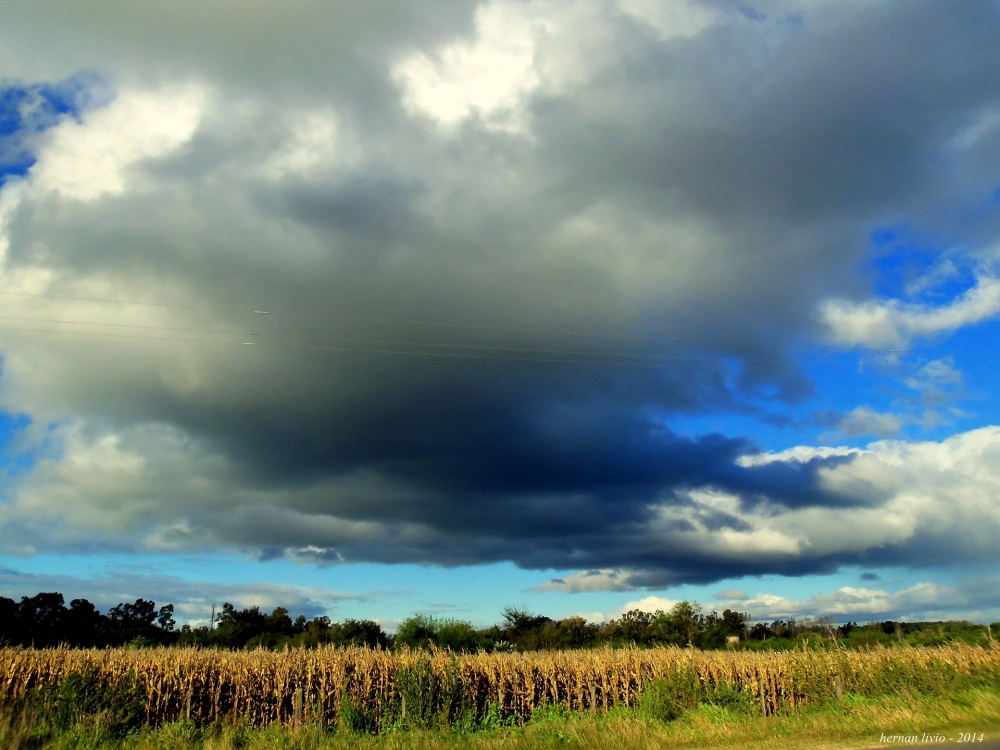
4,687,1000,750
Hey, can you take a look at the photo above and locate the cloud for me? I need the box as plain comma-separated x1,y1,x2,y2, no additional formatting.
0,0,997,591
908,358,963,390
536,569,636,593
737,445,858,467
714,588,749,600
6,416,1000,592
590,595,678,622
904,260,961,297
819,274,1000,349
824,406,907,439
28,85,204,202
392,0,716,135
551,425,1000,587
0,74,107,180
809,359,967,441
617,0,718,39
951,105,1000,150
903,358,964,409
261,108,342,181
0,567,378,626
393,0,544,133
732,579,1000,624
587,575,1000,625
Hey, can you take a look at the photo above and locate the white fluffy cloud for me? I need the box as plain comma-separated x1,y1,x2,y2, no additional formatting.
393,0,546,133
585,577,1000,625
393,0,718,134
819,274,1000,349
578,594,679,623
0,420,414,558
537,569,636,593
734,579,1000,624
541,425,1000,594
728,427,1000,566
0,84,204,283
29,85,205,202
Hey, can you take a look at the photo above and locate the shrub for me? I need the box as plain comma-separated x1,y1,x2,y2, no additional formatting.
339,687,380,734
638,667,703,721
26,667,147,739
394,658,464,729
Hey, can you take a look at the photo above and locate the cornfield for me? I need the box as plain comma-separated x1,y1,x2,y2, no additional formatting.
2,644,998,730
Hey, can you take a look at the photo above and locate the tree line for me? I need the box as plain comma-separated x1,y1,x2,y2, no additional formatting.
0,593,176,648
2,591,995,651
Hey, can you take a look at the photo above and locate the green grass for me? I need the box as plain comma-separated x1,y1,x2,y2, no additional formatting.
5,687,1000,750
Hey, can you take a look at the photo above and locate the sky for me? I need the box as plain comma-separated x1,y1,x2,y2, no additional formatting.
1,0,1000,631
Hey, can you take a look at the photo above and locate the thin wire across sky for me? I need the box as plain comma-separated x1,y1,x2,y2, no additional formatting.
0,289,905,370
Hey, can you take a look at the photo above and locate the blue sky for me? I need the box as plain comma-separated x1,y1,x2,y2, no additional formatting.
2,0,1000,630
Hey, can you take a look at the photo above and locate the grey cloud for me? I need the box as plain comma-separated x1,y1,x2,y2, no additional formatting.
2,0,482,98
818,406,907,439
536,569,637,593
0,0,998,587
714,588,749,601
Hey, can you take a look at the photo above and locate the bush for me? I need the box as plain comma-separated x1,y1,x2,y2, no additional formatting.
638,667,755,721
27,667,147,739
339,688,380,734
703,682,754,712
638,667,703,721
395,615,484,653
394,659,464,729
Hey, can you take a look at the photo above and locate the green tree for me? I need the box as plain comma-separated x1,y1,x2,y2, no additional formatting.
607,610,658,646
395,614,440,649
659,601,703,646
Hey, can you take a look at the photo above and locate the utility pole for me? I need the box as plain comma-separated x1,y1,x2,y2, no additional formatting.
211,603,216,631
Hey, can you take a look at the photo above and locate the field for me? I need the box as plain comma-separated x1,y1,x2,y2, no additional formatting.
4,642,1000,749
3,687,999,750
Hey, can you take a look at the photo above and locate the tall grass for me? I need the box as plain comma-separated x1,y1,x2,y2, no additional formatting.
2,643,998,732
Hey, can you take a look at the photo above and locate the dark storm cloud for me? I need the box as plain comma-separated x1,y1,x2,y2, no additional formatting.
0,0,999,588
275,174,426,241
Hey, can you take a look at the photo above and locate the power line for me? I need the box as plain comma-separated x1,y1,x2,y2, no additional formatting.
0,289,902,353
0,314,254,337
0,313,794,365
0,322,932,374
0,290,243,315
0,325,253,347
0,324,807,370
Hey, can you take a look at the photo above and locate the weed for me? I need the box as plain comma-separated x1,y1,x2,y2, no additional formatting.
338,687,379,734
638,666,703,721
20,667,147,740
